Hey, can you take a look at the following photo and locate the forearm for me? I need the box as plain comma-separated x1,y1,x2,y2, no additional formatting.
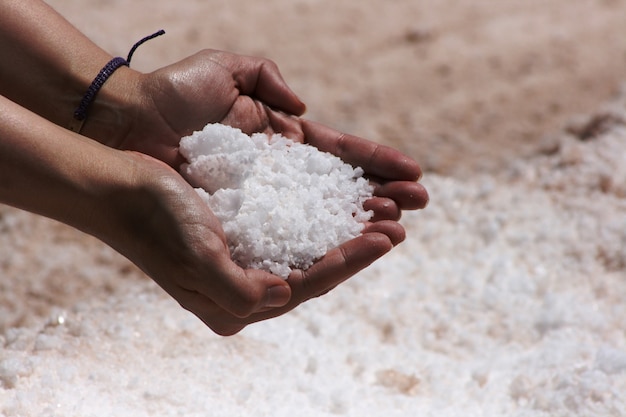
0,0,141,145
0,95,135,240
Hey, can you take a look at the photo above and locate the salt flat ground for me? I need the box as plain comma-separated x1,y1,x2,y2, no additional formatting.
1,1,626,416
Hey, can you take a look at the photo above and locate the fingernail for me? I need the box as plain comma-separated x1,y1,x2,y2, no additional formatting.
266,285,291,308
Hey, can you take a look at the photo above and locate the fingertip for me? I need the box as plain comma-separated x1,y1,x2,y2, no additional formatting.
363,221,406,246
256,60,307,116
375,181,430,210
299,120,423,181
383,150,422,182
353,231,395,258
266,283,292,308
364,197,402,221
292,99,307,116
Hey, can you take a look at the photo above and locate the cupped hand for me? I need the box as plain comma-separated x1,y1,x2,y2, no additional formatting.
103,50,428,335
117,152,415,336
122,49,428,218
122,49,307,167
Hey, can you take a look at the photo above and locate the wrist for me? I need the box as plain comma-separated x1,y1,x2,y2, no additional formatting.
69,29,166,148
76,65,145,149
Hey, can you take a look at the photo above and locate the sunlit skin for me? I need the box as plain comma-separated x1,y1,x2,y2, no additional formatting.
0,0,428,335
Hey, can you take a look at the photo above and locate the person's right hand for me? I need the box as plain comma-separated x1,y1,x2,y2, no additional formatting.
111,152,404,336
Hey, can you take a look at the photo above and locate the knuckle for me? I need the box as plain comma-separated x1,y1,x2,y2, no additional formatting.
298,269,330,301
260,56,278,68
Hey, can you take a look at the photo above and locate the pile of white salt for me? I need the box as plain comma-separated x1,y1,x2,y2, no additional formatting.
178,123,373,277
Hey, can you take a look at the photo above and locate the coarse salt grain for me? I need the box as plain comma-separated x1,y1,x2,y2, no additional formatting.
179,123,374,277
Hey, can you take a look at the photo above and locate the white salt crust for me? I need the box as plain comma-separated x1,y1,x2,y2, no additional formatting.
2,95,626,417
179,123,374,277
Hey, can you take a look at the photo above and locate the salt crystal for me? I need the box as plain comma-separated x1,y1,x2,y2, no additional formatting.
595,347,626,375
179,123,374,277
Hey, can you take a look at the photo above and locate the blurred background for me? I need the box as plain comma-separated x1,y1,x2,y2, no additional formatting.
48,0,626,176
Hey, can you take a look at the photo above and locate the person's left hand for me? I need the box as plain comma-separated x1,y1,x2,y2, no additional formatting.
107,49,428,218
113,49,307,168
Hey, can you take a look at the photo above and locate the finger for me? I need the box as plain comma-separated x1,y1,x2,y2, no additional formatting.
231,232,395,327
266,109,305,142
211,267,292,318
189,230,400,334
288,232,393,301
220,96,267,134
374,181,430,210
301,119,422,181
234,56,306,116
221,100,305,143
171,269,292,336
175,249,291,319
363,196,401,221
362,220,406,246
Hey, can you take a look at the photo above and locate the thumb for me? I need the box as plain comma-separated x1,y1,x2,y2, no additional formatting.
195,258,292,318
236,56,306,116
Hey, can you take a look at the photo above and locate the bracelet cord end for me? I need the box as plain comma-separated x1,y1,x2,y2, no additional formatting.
69,29,166,133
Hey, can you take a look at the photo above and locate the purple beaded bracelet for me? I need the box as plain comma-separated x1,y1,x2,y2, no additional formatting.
69,29,165,133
